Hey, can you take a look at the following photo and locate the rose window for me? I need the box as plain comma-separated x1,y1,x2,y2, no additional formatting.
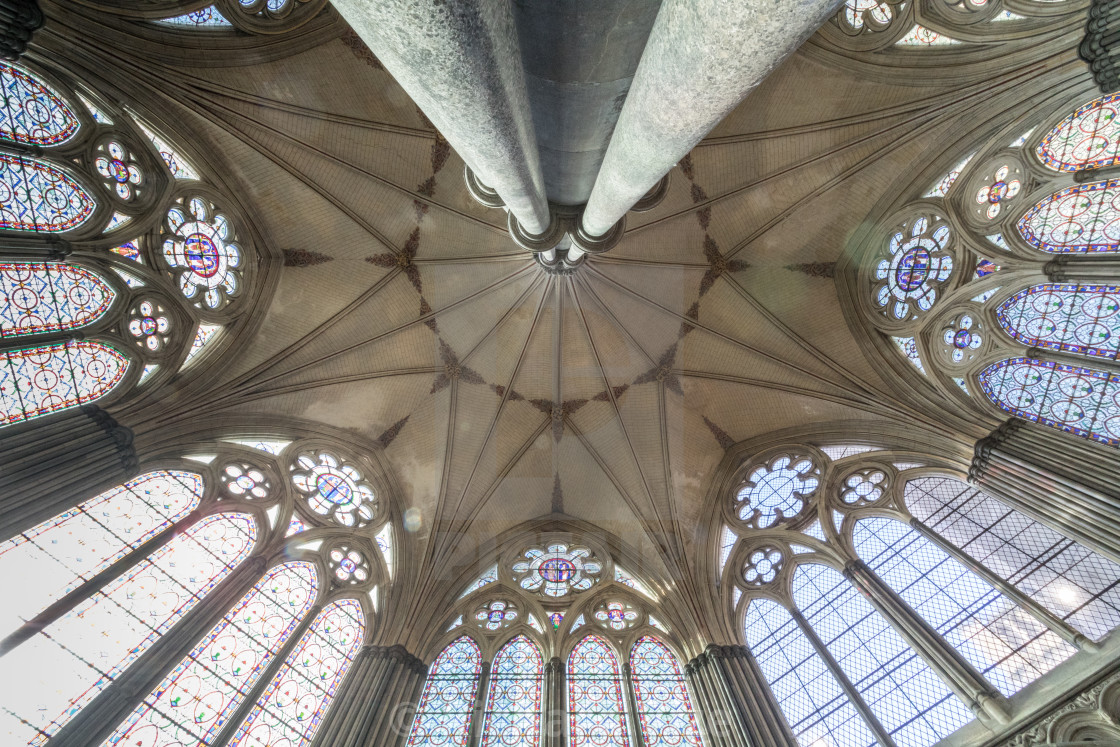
743,547,784,586
95,141,142,201
941,314,983,363
220,462,271,500
975,165,1021,220
291,451,378,527
329,545,371,586
511,543,602,597
162,196,242,310
873,217,953,321
840,469,889,506
127,299,171,352
474,600,518,631
734,454,819,529
593,600,639,631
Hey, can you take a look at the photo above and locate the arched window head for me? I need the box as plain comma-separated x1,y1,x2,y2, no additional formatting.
290,450,379,528
1,511,257,744
792,563,973,745
978,357,1120,446
853,516,1074,696
0,63,80,146
567,635,631,747
0,262,116,339
0,340,130,426
162,195,244,311
511,543,603,597
1037,94,1120,172
407,636,482,746
996,284,1120,360
230,599,365,747
1017,180,1120,255
871,215,953,321
108,561,319,746
0,154,96,233
0,469,203,637
479,635,543,747
629,636,703,747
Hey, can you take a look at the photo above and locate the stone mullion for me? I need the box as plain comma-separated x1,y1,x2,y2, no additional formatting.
466,659,491,747
685,651,751,747
308,645,386,747
909,518,1097,652
721,645,801,747
211,604,323,747
47,556,268,747
843,561,1010,726
622,662,648,747
543,656,563,747
788,612,898,747
365,648,426,746
0,508,203,656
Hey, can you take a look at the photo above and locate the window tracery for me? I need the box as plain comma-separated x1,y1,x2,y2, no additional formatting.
732,451,820,529
407,636,482,746
511,542,603,597
479,635,543,747
568,635,632,747
629,636,703,747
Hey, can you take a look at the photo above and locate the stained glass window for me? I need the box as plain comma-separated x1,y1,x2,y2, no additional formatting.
407,636,482,746
978,357,1120,445
996,284,1120,360
0,340,129,426
0,262,115,338
1037,94,1120,172
744,598,877,746
459,565,499,598
137,121,199,181
1017,180,1120,254
842,0,893,30
853,517,1074,696
896,25,961,46
479,635,543,747
874,218,953,320
906,475,1120,641
512,544,603,597
157,7,232,26
1,512,257,745
106,561,318,746
229,599,365,747
0,469,203,638
629,636,702,747
0,153,96,233
568,635,631,747
924,154,974,198
0,64,80,146
375,524,394,578
792,564,973,746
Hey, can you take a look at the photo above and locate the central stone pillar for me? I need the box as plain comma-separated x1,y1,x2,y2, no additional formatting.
330,0,551,236
578,0,844,244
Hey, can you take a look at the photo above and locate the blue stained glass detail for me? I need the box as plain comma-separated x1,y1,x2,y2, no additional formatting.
744,598,877,746
0,153,95,233
996,283,1120,360
792,564,973,746
568,636,631,747
1017,180,1120,254
629,636,702,747
0,262,115,338
0,340,129,427
407,636,482,746
1037,94,1120,172
157,6,232,26
0,64,80,146
978,357,1120,446
479,635,543,747
853,517,1074,697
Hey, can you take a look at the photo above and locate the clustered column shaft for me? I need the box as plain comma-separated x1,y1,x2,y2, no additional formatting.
685,644,795,747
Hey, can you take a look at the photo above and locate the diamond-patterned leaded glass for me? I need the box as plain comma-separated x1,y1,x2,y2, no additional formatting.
629,636,702,747
479,635,543,747
407,636,482,746
568,635,631,747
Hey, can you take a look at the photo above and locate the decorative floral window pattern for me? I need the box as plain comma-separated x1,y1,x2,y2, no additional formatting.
407,636,482,746
291,451,378,527
593,600,640,631
853,517,1074,696
996,284,1120,360
734,454,819,529
841,0,894,30
974,165,1021,219
0,63,80,146
1037,93,1120,172
162,196,243,310
107,561,318,746
0,153,96,233
475,600,518,631
978,357,1120,446
2,512,257,745
511,543,602,597
0,262,115,338
873,217,954,320
479,635,543,747
0,340,129,426
230,599,365,747
1017,180,1120,254
567,636,631,747
629,637,702,747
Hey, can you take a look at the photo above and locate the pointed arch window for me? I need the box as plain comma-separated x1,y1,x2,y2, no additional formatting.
1016,179,1120,255
905,475,1120,641
568,635,632,747
744,597,878,746
978,357,1120,446
479,634,543,746
0,153,96,233
0,339,130,426
107,561,318,746
995,283,1120,360
853,517,1074,695
629,636,702,746
230,599,365,747
0,469,203,637
792,563,973,746
0,262,116,338
407,636,483,746
1037,93,1120,172
0,511,258,745
0,63,81,146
